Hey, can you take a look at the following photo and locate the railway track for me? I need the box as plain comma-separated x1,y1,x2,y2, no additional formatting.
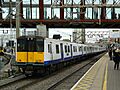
0,53,105,90
47,54,103,90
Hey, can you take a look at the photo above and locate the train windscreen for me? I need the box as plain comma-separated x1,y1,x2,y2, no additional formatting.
17,39,27,52
17,38,44,52
35,39,44,52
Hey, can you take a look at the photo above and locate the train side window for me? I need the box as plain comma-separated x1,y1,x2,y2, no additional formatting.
87,47,89,52
74,46,77,52
65,45,67,53
68,46,70,52
79,46,82,52
76,46,77,52
84,47,86,52
56,44,59,54
73,46,75,52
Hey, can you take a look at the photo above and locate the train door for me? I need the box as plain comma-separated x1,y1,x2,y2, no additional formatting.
81,46,83,55
49,42,53,60
60,43,64,60
70,44,73,58
27,38,35,63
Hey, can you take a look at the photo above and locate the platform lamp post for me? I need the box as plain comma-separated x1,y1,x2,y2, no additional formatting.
16,0,21,38
81,28,85,44
16,0,22,73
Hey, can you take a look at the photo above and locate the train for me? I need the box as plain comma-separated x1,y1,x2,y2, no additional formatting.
16,36,106,76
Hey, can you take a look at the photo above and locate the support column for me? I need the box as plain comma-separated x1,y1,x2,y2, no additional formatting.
39,0,44,19
80,0,85,19
60,0,64,19
101,0,106,19
16,0,20,38
0,0,2,19
81,28,85,44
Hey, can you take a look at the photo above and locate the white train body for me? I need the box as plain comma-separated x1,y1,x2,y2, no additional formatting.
43,38,106,65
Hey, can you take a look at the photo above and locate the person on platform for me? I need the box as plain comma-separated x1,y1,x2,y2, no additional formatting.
113,48,120,70
108,48,112,60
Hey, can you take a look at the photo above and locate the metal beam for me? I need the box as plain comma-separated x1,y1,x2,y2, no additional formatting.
2,2,120,8
39,0,44,19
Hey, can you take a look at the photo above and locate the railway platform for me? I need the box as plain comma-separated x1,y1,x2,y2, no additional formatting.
71,53,120,90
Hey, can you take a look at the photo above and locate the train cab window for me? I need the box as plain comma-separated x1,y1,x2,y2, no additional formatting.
56,44,59,54
17,39,27,52
36,39,44,52
28,40,35,52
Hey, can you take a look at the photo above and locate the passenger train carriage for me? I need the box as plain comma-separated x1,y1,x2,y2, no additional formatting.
16,36,106,75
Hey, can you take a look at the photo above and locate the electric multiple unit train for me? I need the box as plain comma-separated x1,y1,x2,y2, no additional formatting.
16,36,106,75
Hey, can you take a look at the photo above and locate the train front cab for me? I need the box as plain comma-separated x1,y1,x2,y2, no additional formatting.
16,36,45,72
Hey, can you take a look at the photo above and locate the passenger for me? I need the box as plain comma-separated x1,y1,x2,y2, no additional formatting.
108,48,112,60
113,48,120,70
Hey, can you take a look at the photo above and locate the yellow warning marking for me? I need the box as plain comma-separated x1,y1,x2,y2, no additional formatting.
103,62,108,90
74,86,89,90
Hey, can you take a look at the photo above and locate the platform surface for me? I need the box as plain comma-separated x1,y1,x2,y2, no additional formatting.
71,53,120,90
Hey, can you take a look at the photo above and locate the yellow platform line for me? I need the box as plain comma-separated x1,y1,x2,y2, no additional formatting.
103,62,108,90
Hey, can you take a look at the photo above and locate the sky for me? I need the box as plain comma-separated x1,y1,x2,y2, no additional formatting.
49,28,120,43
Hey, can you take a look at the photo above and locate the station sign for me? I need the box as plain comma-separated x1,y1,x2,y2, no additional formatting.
110,30,120,38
